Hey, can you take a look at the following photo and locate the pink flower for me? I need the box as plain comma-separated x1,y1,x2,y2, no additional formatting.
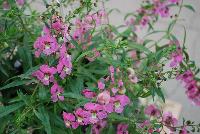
50,82,64,102
74,108,90,125
180,127,188,134
118,79,124,87
140,16,149,27
177,70,200,106
111,87,118,95
97,91,110,105
170,53,183,67
162,112,178,127
63,112,79,129
16,0,24,6
144,104,161,117
109,66,115,83
59,44,70,59
84,103,107,124
159,6,169,17
32,64,57,85
34,35,58,57
57,56,72,79
139,120,151,128
111,95,130,113
98,80,105,90
2,1,10,10
81,89,96,99
117,124,129,134
128,74,138,83
91,120,107,134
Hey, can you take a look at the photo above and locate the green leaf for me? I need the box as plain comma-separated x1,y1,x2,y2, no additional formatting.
155,88,165,102
18,45,32,71
183,5,195,12
0,79,35,91
75,50,93,62
0,102,24,118
63,92,87,101
34,106,51,134
128,41,151,54
38,85,48,101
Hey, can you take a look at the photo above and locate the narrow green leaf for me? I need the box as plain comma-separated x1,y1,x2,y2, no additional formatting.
0,79,35,91
128,41,151,54
34,106,51,134
183,5,195,12
155,88,165,102
0,102,24,118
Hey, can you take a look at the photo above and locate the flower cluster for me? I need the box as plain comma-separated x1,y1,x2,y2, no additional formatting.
32,16,72,102
177,70,200,106
169,40,183,67
62,66,130,129
140,104,179,133
126,0,181,28
72,10,107,45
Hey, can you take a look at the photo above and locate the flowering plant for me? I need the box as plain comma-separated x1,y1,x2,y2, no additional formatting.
0,0,200,134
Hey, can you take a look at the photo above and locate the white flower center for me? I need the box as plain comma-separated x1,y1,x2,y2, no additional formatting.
91,112,97,119
64,67,70,73
45,44,50,49
44,74,50,81
65,121,71,127
77,116,83,123
114,101,121,108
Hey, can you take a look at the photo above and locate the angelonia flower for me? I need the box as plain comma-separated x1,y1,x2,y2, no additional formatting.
81,89,96,99
50,82,64,102
177,70,200,106
32,64,57,85
63,112,79,129
142,105,179,133
169,40,183,68
34,35,59,57
144,104,161,117
15,0,25,6
32,15,73,104
2,1,10,10
127,68,138,83
62,66,130,129
162,112,178,127
117,123,129,134
180,127,188,134
72,10,107,41
91,120,107,134
97,80,105,90
126,0,179,29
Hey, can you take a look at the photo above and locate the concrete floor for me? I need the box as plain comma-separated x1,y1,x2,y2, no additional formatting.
31,0,200,123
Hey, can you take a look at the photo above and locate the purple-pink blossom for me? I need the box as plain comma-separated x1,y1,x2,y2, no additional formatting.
74,108,90,125
162,112,178,127
63,112,79,129
16,0,24,6
81,89,97,99
50,82,64,102
97,91,110,105
144,104,161,117
111,95,130,113
84,102,107,124
117,123,129,134
34,35,58,57
32,64,57,85
57,54,72,79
